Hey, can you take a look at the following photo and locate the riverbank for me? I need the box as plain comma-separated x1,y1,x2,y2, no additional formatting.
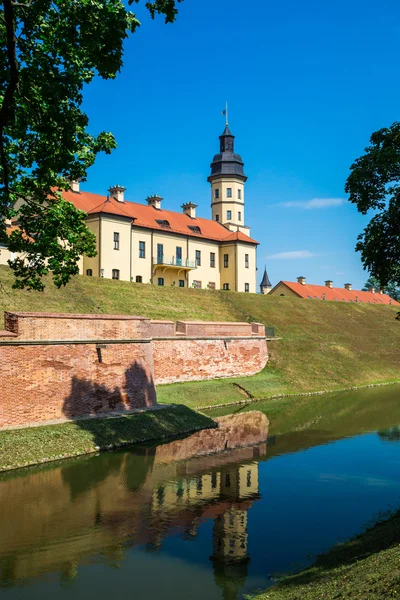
0,405,215,472
251,509,400,600
157,371,400,410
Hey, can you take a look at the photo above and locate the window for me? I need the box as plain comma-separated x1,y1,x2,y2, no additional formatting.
238,211,242,221
223,283,230,290
214,188,220,199
86,269,92,276
226,210,232,220
112,269,120,280
245,253,249,268
210,252,215,268
139,241,145,258
193,280,202,289
113,232,120,250
224,254,229,268
247,470,252,487
179,280,185,287
176,246,182,266
136,276,142,283
195,250,201,266
157,243,164,263
238,189,242,199
215,214,220,222
245,283,250,293
188,225,201,234
208,282,216,289
158,277,164,286
226,188,232,198
155,219,171,229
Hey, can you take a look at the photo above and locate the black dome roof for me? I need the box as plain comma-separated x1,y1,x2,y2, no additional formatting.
208,126,247,182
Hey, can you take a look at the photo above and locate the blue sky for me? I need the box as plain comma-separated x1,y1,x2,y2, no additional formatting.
81,0,400,290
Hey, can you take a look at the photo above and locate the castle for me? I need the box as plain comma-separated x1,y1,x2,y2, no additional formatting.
1,123,258,293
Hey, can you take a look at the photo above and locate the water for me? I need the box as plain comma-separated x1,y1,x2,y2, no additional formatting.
1,385,400,599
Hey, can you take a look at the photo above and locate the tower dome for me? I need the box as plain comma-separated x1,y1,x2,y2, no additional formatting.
208,125,247,182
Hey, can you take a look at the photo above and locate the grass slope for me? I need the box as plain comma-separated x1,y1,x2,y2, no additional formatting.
0,406,216,472
1,265,399,408
251,510,400,599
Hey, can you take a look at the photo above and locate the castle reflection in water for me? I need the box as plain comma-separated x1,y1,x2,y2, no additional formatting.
0,413,268,599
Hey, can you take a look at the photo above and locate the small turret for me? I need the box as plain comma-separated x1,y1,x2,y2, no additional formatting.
260,267,272,295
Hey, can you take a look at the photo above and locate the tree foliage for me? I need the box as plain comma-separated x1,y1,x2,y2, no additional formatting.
0,0,182,290
345,123,400,288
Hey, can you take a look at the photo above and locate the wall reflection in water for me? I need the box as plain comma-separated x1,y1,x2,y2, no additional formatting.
0,412,268,599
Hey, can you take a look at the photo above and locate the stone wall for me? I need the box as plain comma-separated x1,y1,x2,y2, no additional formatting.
0,313,268,429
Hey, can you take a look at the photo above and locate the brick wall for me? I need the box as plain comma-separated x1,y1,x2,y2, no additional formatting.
0,341,156,428
175,321,261,337
150,320,176,337
0,312,268,429
153,337,268,384
4,312,151,340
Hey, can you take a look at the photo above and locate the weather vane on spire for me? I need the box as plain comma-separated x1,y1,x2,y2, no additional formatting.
221,101,229,126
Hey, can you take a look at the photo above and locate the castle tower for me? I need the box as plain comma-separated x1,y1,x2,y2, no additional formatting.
260,267,272,295
207,119,248,233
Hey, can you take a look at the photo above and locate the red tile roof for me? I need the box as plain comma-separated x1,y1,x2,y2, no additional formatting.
62,189,258,244
276,280,400,306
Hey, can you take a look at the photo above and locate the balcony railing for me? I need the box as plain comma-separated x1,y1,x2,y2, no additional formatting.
154,255,197,269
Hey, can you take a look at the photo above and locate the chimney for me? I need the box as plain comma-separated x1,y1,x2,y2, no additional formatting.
378,288,384,295
370,287,375,294
146,194,163,209
70,179,80,193
325,280,333,289
108,185,126,203
182,202,197,218
297,276,306,285
344,283,352,291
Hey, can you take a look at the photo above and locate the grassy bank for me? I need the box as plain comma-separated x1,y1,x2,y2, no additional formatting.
251,510,400,600
1,265,399,407
0,406,215,472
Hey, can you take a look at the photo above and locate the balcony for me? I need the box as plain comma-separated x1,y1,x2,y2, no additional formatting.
153,256,197,270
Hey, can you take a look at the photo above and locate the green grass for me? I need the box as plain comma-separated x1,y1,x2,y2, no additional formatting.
1,264,400,409
250,510,400,600
0,405,216,472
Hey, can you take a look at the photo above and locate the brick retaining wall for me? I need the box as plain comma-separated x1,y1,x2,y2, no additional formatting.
0,313,268,429
153,338,268,384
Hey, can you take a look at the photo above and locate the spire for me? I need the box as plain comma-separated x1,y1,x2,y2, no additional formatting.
260,267,272,294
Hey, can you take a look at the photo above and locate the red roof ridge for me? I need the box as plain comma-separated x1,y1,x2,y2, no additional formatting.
62,189,259,244
278,280,399,306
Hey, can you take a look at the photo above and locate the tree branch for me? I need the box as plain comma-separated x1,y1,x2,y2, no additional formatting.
0,0,19,198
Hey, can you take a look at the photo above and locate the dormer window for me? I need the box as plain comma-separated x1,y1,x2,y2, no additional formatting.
188,225,201,234
156,219,171,229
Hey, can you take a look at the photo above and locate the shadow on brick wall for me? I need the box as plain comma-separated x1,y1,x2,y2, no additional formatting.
61,361,157,448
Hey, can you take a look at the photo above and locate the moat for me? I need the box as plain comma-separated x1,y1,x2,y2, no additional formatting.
1,384,400,599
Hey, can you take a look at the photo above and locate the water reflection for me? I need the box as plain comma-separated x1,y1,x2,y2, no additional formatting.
0,412,268,595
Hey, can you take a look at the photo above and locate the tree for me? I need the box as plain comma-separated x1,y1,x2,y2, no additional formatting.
0,0,182,290
362,275,400,302
345,122,400,288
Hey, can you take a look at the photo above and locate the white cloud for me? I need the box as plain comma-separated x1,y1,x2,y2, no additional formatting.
266,250,316,260
278,198,345,210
